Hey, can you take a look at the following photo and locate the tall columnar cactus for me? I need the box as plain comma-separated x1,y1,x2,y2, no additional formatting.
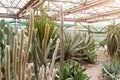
22,9,34,80
5,46,10,80
13,36,18,80
18,29,24,80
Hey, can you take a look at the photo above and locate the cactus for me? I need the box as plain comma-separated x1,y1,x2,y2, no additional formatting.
3,9,33,80
13,36,18,80
4,27,9,35
3,8,59,80
0,22,5,57
0,20,18,63
18,29,24,80
0,31,4,41
22,9,34,80
38,39,60,80
5,46,10,80
0,19,5,30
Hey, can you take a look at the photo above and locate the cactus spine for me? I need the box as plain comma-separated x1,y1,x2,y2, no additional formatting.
5,46,10,80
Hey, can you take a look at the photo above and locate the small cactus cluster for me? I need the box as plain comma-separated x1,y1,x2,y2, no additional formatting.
38,39,60,80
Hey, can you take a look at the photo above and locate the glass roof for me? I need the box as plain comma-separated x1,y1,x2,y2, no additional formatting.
0,0,120,23
44,0,120,23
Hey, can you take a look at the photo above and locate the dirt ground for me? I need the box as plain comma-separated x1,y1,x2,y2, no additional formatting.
85,50,108,80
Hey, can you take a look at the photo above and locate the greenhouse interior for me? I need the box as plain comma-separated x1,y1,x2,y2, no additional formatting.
0,0,120,80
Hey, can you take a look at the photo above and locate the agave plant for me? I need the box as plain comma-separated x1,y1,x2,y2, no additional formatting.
63,31,84,61
101,62,120,80
80,33,97,63
56,64,90,80
58,31,96,64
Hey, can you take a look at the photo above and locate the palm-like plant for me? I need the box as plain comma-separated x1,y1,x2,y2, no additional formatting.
106,23,120,62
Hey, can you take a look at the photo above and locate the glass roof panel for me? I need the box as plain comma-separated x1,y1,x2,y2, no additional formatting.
0,0,29,14
44,0,120,22
0,7,7,13
0,0,120,22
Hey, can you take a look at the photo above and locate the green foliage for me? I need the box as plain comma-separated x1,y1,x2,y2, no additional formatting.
63,31,84,60
26,5,59,79
105,23,120,62
80,33,97,63
62,31,96,63
102,62,120,80
0,19,6,57
56,64,90,80
34,6,58,66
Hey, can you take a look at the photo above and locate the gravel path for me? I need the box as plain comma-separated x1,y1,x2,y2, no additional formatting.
85,63,102,80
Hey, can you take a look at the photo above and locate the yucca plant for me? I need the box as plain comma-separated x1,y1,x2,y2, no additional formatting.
106,23,120,62
33,5,58,66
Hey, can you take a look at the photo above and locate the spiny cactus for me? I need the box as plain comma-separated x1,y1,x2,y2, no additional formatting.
18,29,24,80
38,39,60,80
0,19,18,75
22,9,34,80
0,19,5,29
4,8,60,80
5,9,34,80
5,46,10,80
0,19,6,60
13,36,18,80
